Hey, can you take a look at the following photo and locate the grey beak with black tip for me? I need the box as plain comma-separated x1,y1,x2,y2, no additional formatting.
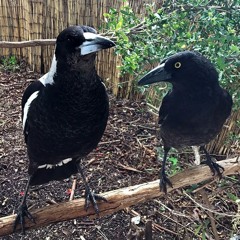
138,63,172,86
80,32,115,56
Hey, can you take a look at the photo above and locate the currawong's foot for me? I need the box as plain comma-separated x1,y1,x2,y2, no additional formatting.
201,146,224,178
13,203,35,234
202,158,224,178
160,171,173,194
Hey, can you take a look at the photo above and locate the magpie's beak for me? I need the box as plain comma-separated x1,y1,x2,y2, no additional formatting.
80,32,115,56
138,63,172,86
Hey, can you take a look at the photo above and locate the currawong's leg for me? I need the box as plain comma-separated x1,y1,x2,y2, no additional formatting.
159,146,173,194
201,146,224,177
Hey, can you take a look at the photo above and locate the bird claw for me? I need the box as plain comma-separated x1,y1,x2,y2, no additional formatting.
202,159,224,178
160,173,173,194
13,203,35,234
84,189,107,215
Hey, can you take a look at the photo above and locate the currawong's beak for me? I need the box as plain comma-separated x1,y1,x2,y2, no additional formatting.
138,62,172,86
80,32,115,56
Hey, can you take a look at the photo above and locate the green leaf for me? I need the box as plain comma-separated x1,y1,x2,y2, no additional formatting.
169,157,178,165
194,224,202,235
230,44,240,53
216,57,225,69
116,16,123,31
227,192,239,202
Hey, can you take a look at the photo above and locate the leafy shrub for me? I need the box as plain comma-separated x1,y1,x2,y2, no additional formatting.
102,0,240,106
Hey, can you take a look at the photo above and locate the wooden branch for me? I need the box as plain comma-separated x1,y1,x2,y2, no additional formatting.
0,157,239,237
0,34,115,48
0,39,56,48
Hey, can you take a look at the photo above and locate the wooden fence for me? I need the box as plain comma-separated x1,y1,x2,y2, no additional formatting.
0,0,158,96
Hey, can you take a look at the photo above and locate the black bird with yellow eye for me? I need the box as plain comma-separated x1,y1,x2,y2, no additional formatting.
138,51,233,193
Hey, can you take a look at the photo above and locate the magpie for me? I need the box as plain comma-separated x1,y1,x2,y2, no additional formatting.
138,51,233,193
14,25,115,233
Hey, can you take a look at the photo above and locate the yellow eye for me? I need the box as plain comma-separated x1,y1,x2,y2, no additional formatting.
174,62,181,68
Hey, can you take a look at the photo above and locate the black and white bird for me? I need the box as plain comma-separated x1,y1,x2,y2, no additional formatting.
138,51,232,193
14,25,115,233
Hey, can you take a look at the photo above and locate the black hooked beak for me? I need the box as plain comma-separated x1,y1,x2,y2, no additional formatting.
138,62,172,86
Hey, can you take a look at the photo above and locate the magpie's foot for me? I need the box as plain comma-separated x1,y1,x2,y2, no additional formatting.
160,173,173,194
84,189,107,215
202,159,224,178
13,203,35,234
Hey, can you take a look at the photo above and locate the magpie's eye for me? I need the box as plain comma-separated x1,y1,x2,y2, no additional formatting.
174,62,181,69
67,36,74,42
66,35,77,42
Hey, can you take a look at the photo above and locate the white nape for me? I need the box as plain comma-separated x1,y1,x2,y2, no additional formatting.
39,54,57,86
22,91,39,130
38,158,73,169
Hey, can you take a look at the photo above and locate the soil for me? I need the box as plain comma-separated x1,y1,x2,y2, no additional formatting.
0,61,239,240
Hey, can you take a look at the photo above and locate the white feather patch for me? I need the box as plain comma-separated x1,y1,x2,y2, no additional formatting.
83,32,98,40
192,146,201,165
101,81,106,89
39,54,57,86
38,158,73,169
22,91,39,130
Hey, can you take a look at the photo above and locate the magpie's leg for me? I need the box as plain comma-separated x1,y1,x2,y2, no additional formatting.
13,175,35,234
159,147,173,194
200,146,224,178
76,161,107,215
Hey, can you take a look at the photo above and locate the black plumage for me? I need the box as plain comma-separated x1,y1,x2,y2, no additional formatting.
14,25,115,233
138,51,233,193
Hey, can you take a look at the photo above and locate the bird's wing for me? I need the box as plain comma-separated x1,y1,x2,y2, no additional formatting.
21,80,44,143
221,89,233,118
158,91,171,125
